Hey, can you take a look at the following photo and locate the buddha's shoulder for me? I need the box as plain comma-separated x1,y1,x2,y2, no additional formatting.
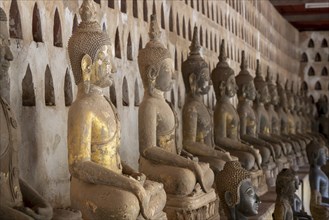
69,97,96,115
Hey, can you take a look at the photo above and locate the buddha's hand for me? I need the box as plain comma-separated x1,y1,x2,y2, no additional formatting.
193,162,211,193
18,206,52,220
217,151,237,162
131,172,146,185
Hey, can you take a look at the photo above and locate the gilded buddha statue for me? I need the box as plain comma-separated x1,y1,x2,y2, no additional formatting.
138,15,217,219
235,51,278,186
306,140,329,220
0,8,53,220
252,61,295,170
218,161,260,220
182,26,235,172
67,1,166,219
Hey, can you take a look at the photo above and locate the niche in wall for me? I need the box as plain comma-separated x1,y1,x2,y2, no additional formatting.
45,65,55,106
122,77,129,106
22,64,36,106
9,0,22,39
53,8,63,47
134,79,140,107
64,68,73,107
32,3,43,42
109,82,117,107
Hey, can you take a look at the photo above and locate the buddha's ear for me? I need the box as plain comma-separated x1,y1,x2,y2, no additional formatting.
224,191,234,207
147,65,159,81
81,54,92,94
189,73,197,92
219,81,226,95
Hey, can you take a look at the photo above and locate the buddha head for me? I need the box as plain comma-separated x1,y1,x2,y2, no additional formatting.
276,75,288,111
0,7,13,102
285,81,295,111
182,26,210,96
138,15,174,95
276,168,296,203
68,0,115,94
306,140,328,167
254,60,270,105
212,40,237,100
235,51,256,102
266,68,279,106
218,161,260,219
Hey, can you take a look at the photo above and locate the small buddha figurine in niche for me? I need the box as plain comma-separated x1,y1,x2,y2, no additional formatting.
138,15,217,219
212,40,261,172
235,51,279,186
0,8,53,220
218,161,260,220
182,26,235,173
306,140,329,220
253,61,292,166
67,1,166,219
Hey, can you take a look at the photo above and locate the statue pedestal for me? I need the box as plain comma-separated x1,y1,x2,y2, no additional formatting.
250,169,268,196
164,188,219,220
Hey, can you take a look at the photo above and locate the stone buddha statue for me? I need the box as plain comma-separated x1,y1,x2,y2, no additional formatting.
306,140,329,220
217,161,260,220
252,61,293,167
182,26,235,173
273,168,312,220
138,15,217,219
235,51,277,168
0,8,53,220
264,69,299,168
212,40,261,172
275,78,304,160
67,1,166,219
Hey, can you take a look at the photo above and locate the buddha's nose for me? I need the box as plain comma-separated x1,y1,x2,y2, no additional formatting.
5,46,13,61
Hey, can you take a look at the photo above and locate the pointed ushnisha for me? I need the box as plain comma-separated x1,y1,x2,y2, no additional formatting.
240,50,248,72
189,26,201,55
149,14,161,41
218,39,228,64
79,0,97,23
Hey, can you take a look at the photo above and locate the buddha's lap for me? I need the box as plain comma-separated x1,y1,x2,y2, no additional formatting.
140,157,197,195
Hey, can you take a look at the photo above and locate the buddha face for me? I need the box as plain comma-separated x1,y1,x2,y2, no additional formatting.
316,147,327,166
155,58,175,92
0,21,13,81
244,81,256,101
257,85,270,104
197,67,210,95
226,75,238,98
236,180,260,216
268,85,279,105
91,45,113,88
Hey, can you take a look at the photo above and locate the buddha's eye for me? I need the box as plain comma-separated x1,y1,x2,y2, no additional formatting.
245,187,254,196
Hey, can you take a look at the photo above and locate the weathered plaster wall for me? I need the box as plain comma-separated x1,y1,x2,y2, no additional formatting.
0,0,301,207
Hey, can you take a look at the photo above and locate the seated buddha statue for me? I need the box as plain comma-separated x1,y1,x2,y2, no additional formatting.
264,69,298,168
0,8,53,220
67,1,166,219
182,26,236,174
275,78,304,162
236,51,277,167
212,40,261,172
217,161,260,220
306,140,329,220
252,61,293,166
138,15,217,219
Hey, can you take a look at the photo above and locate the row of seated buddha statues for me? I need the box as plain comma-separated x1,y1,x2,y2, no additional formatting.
1,0,328,219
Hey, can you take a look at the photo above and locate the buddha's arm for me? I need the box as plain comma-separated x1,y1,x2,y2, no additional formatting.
139,104,210,193
182,108,221,158
19,178,53,219
68,110,149,216
273,202,287,220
